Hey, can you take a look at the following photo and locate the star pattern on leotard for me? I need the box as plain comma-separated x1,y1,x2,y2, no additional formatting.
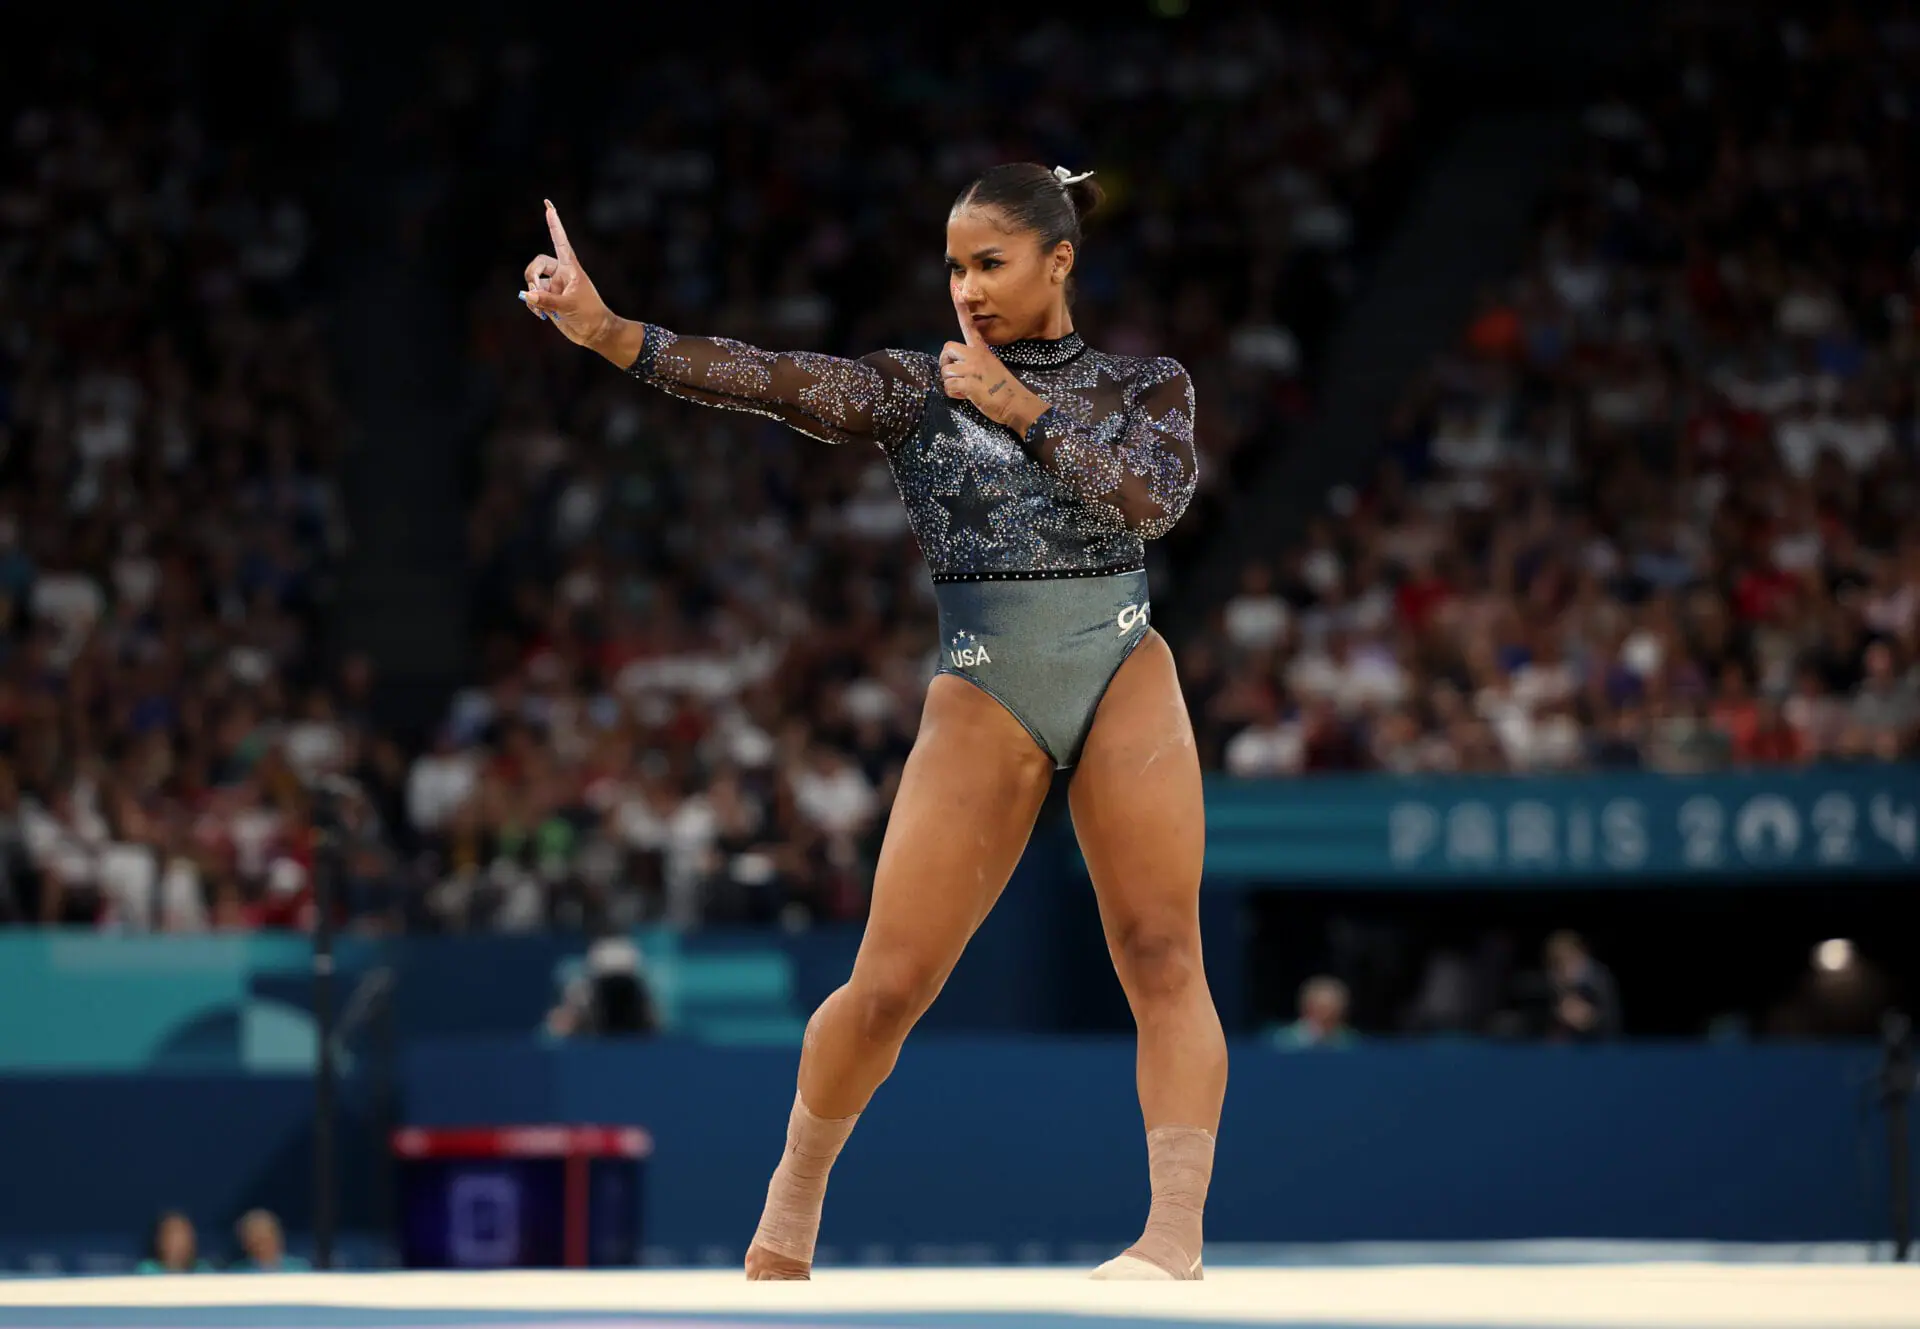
924,429,1019,564
939,459,1005,528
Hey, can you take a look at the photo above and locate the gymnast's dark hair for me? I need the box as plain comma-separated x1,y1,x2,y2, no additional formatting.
952,163,1107,253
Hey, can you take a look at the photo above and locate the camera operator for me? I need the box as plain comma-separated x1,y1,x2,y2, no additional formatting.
546,935,660,1039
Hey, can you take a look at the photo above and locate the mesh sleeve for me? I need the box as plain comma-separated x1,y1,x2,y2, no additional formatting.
627,324,930,449
1020,359,1198,538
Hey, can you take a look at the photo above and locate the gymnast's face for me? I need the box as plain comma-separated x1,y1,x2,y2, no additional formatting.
945,206,1073,345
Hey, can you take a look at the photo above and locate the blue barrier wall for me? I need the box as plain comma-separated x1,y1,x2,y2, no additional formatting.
0,840,1103,1074
0,933,581,1073
0,931,824,1073
402,1038,1907,1262
0,838,1220,1077
0,1071,391,1270
1,1040,1909,1268
1200,765,1920,883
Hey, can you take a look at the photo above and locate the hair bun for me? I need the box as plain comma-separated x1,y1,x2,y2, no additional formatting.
951,162,1102,253
1052,166,1107,224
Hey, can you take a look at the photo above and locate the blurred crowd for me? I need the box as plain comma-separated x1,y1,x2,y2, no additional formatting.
0,11,1420,932
5,9,1918,937
1191,8,1920,777
0,32,363,929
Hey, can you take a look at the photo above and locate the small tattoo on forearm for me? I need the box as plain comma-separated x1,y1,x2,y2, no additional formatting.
988,378,1008,396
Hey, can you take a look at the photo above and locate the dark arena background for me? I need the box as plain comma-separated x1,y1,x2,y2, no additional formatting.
2,0,1919,1326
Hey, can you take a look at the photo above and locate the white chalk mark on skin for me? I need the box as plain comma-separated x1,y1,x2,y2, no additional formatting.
1139,731,1188,776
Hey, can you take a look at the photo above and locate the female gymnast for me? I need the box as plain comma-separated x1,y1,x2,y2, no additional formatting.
521,163,1226,1281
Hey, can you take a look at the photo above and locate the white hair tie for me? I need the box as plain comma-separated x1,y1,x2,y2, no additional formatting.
1053,166,1095,186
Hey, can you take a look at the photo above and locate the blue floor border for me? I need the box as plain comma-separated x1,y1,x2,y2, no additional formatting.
0,1239,1896,1278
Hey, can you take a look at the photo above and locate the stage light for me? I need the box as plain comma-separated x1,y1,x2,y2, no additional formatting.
1814,938,1855,973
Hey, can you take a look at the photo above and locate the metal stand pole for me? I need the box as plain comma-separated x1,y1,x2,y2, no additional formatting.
313,796,339,1271
1882,1013,1913,1262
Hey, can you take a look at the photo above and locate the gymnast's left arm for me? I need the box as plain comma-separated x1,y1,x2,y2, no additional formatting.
1008,361,1198,539
520,201,925,448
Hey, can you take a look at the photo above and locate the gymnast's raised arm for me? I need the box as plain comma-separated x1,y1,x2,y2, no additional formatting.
520,199,927,448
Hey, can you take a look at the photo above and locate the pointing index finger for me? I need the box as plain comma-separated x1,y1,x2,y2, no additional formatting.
545,199,576,265
953,285,988,349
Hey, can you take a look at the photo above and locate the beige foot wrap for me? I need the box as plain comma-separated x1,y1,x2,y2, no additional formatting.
1092,1124,1214,1281
749,1092,859,1268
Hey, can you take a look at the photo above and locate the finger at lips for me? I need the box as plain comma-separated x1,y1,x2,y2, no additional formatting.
951,286,988,348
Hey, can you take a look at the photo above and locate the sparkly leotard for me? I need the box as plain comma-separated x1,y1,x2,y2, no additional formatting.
625,324,1197,766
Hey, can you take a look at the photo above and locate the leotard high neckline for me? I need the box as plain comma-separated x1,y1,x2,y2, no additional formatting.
992,331,1087,369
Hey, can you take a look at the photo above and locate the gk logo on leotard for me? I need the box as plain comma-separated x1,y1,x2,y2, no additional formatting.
1117,602,1150,636
948,630,992,669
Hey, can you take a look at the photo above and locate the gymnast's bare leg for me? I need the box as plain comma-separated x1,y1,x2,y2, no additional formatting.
1072,630,1226,1279
743,674,1055,1279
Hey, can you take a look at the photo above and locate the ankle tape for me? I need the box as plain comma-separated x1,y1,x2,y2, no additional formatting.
750,1093,859,1264
1124,1124,1214,1279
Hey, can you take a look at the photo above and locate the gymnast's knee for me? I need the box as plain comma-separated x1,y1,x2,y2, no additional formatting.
1111,917,1203,1007
847,955,946,1045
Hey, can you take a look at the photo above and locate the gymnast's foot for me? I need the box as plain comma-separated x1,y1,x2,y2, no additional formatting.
1089,1250,1203,1280
745,1244,812,1280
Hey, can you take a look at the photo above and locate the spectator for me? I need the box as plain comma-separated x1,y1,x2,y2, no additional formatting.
1852,642,1919,745
1223,692,1301,778
1540,931,1621,1044
1270,975,1357,1050
135,1211,210,1274
230,1210,311,1273
1587,702,1647,771
1222,563,1291,653
1739,698,1809,768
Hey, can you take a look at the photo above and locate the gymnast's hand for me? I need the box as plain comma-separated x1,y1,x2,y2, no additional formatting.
522,200,617,351
941,287,1046,433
